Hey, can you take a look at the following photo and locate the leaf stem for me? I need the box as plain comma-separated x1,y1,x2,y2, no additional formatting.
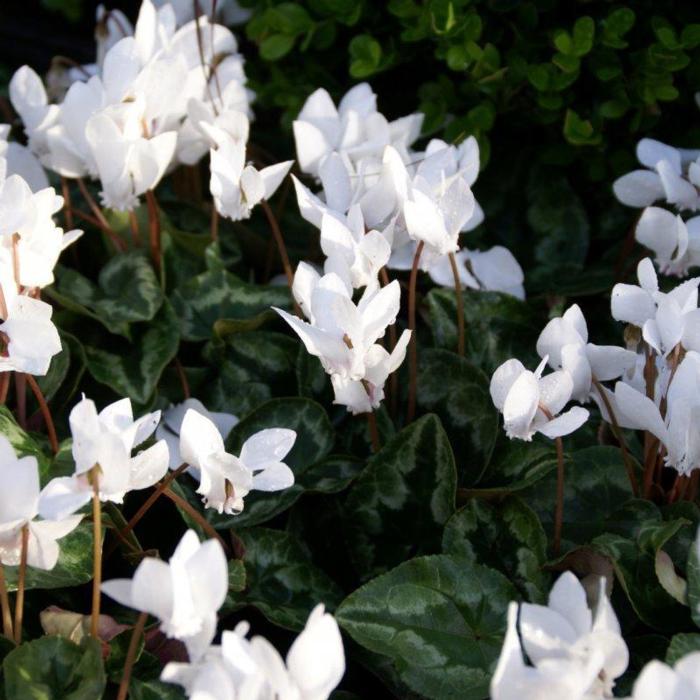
407,241,424,424
25,374,58,455
13,525,28,644
447,251,465,357
117,611,148,700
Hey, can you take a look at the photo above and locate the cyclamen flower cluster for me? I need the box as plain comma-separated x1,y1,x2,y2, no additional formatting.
7,0,290,215
614,139,700,278
291,84,525,297
102,529,345,699
278,84,525,415
491,256,700,479
491,569,700,700
0,157,81,376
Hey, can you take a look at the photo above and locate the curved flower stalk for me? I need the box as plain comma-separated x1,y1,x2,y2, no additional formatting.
275,268,411,416
491,572,628,700
102,529,227,661
161,602,345,699
179,409,296,514
490,357,588,552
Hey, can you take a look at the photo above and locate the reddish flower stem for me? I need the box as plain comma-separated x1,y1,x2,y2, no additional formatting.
447,251,465,357
406,242,424,424
25,374,58,455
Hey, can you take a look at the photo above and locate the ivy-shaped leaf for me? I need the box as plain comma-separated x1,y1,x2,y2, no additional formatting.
4,637,105,700
84,301,180,404
344,414,457,579
336,554,517,700
227,528,343,631
170,269,291,341
417,349,498,485
442,496,550,603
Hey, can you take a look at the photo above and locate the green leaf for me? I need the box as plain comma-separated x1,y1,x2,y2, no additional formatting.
170,269,291,342
260,34,296,60
336,555,517,700
208,398,334,528
417,349,498,485
345,415,457,579
687,525,700,628
572,16,594,56
4,523,96,592
84,300,179,404
592,503,690,632
426,289,539,373
38,336,71,402
527,167,590,283
553,30,573,55
296,454,363,493
349,34,383,77
443,497,549,602
681,24,700,49
666,633,700,664
477,434,558,493
602,8,635,49
49,253,163,338
0,406,50,478
4,637,105,700
563,108,601,146
521,446,636,548
229,528,343,630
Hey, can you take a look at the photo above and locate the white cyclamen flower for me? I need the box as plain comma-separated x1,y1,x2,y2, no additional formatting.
635,206,700,277
626,652,700,699
0,295,62,376
319,206,391,291
490,357,589,441
162,603,345,700
179,409,296,515
39,396,169,519
206,125,292,221
0,436,82,570
277,269,411,413
492,572,628,700
156,398,238,470
427,245,525,300
102,529,227,661
293,82,422,178
612,352,700,475
613,138,700,211
536,304,636,403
